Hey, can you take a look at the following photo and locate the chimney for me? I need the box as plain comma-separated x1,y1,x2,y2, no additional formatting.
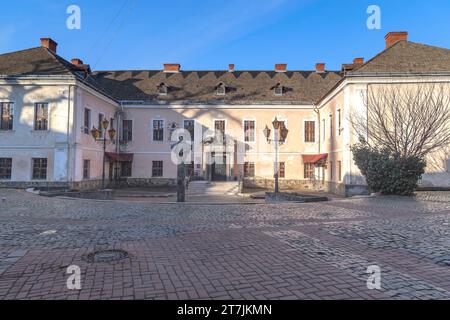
353,58,364,65
228,64,235,72
316,63,325,73
40,38,58,53
163,63,181,73
275,64,287,72
385,31,408,49
71,58,84,65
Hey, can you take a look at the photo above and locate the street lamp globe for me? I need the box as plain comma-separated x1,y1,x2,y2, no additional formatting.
280,126,289,142
108,128,116,140
90,127,100,140
101,118,110,130
272,117,281,130
263,125,271,141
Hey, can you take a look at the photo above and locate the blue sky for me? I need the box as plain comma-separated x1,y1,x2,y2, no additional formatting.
1,0,450,71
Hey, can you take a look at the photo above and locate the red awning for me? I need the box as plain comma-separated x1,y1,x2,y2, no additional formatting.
302,154,328,164
105,152,134,162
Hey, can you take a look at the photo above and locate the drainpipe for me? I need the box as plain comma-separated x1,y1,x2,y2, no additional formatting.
313,106,321,154
66,85,73,189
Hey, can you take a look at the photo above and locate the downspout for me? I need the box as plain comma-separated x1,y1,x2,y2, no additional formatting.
66,85,73,188
313,106,321,154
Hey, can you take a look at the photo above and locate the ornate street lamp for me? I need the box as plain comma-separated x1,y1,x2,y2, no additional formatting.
264,118,289,194
91,118,116,190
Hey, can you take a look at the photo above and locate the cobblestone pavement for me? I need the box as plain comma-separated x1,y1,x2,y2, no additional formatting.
0,189,449,300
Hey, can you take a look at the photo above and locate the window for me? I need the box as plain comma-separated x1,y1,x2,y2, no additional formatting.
329,114,333,139
98,113,105,135
304,163,315,179
244,120,255,142
274,84,284,96
153,120,165,142
337,109,342,135
83,160,90,180
34,103,48,131
0,102,14,130
121,161,132,177
32,158,47,180
152,161,163,177
122,120,133,142
0,158,12,180
214,120,226,144
244,162,255,178
158,83,168,95
329,161,333,180
338,161,342,182
304,121,315,143
216,83,226,96
84,108,91,134
322,119,326,141
184,120,195,142
278,162,285,178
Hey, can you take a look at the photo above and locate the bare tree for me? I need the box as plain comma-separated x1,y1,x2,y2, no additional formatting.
351,83,450,158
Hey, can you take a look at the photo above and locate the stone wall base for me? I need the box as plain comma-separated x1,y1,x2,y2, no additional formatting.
243,178,369,197
0,178,176,191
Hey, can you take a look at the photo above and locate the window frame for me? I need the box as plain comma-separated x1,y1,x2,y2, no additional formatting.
32,158,47,180
0,102,14,131
329,113,333,139
98,113,105,136
121,161,133,178
122,119,133,142
337,109,342,136
83,159,90,180
152,119,165,142
274,84,284,96
244,162,255,178
338,161,342,182
216,83,226,96
214,119,227,144
158,83,168,96
243,119,256,143
304,163,315,180
278,162,286,179
183,119,195,142
84,108,91,134
322,118,326,142
34,102,49,131
304,120,316,143
152,161,164,177
0,158,12,180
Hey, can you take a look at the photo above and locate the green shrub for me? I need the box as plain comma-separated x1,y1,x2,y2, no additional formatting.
352,140,426,196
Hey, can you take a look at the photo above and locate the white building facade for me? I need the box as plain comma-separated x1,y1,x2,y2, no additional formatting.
0,33,449,196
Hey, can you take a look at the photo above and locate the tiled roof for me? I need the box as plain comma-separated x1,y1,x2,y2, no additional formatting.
351,41,450,74
2,39,450,105
0,47,79,76
0,47,116,101
91,70,343,105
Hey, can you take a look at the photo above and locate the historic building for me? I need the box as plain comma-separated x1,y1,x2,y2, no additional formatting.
0,32,449,195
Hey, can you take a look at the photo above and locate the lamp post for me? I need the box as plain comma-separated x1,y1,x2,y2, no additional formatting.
91,118,116,190
263,118,288,194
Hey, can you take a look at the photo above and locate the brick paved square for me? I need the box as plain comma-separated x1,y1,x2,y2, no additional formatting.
0,189,449,300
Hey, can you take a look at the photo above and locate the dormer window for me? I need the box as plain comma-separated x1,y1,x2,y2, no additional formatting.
216,82,226,96
273,83,284,96
158,82,168,96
